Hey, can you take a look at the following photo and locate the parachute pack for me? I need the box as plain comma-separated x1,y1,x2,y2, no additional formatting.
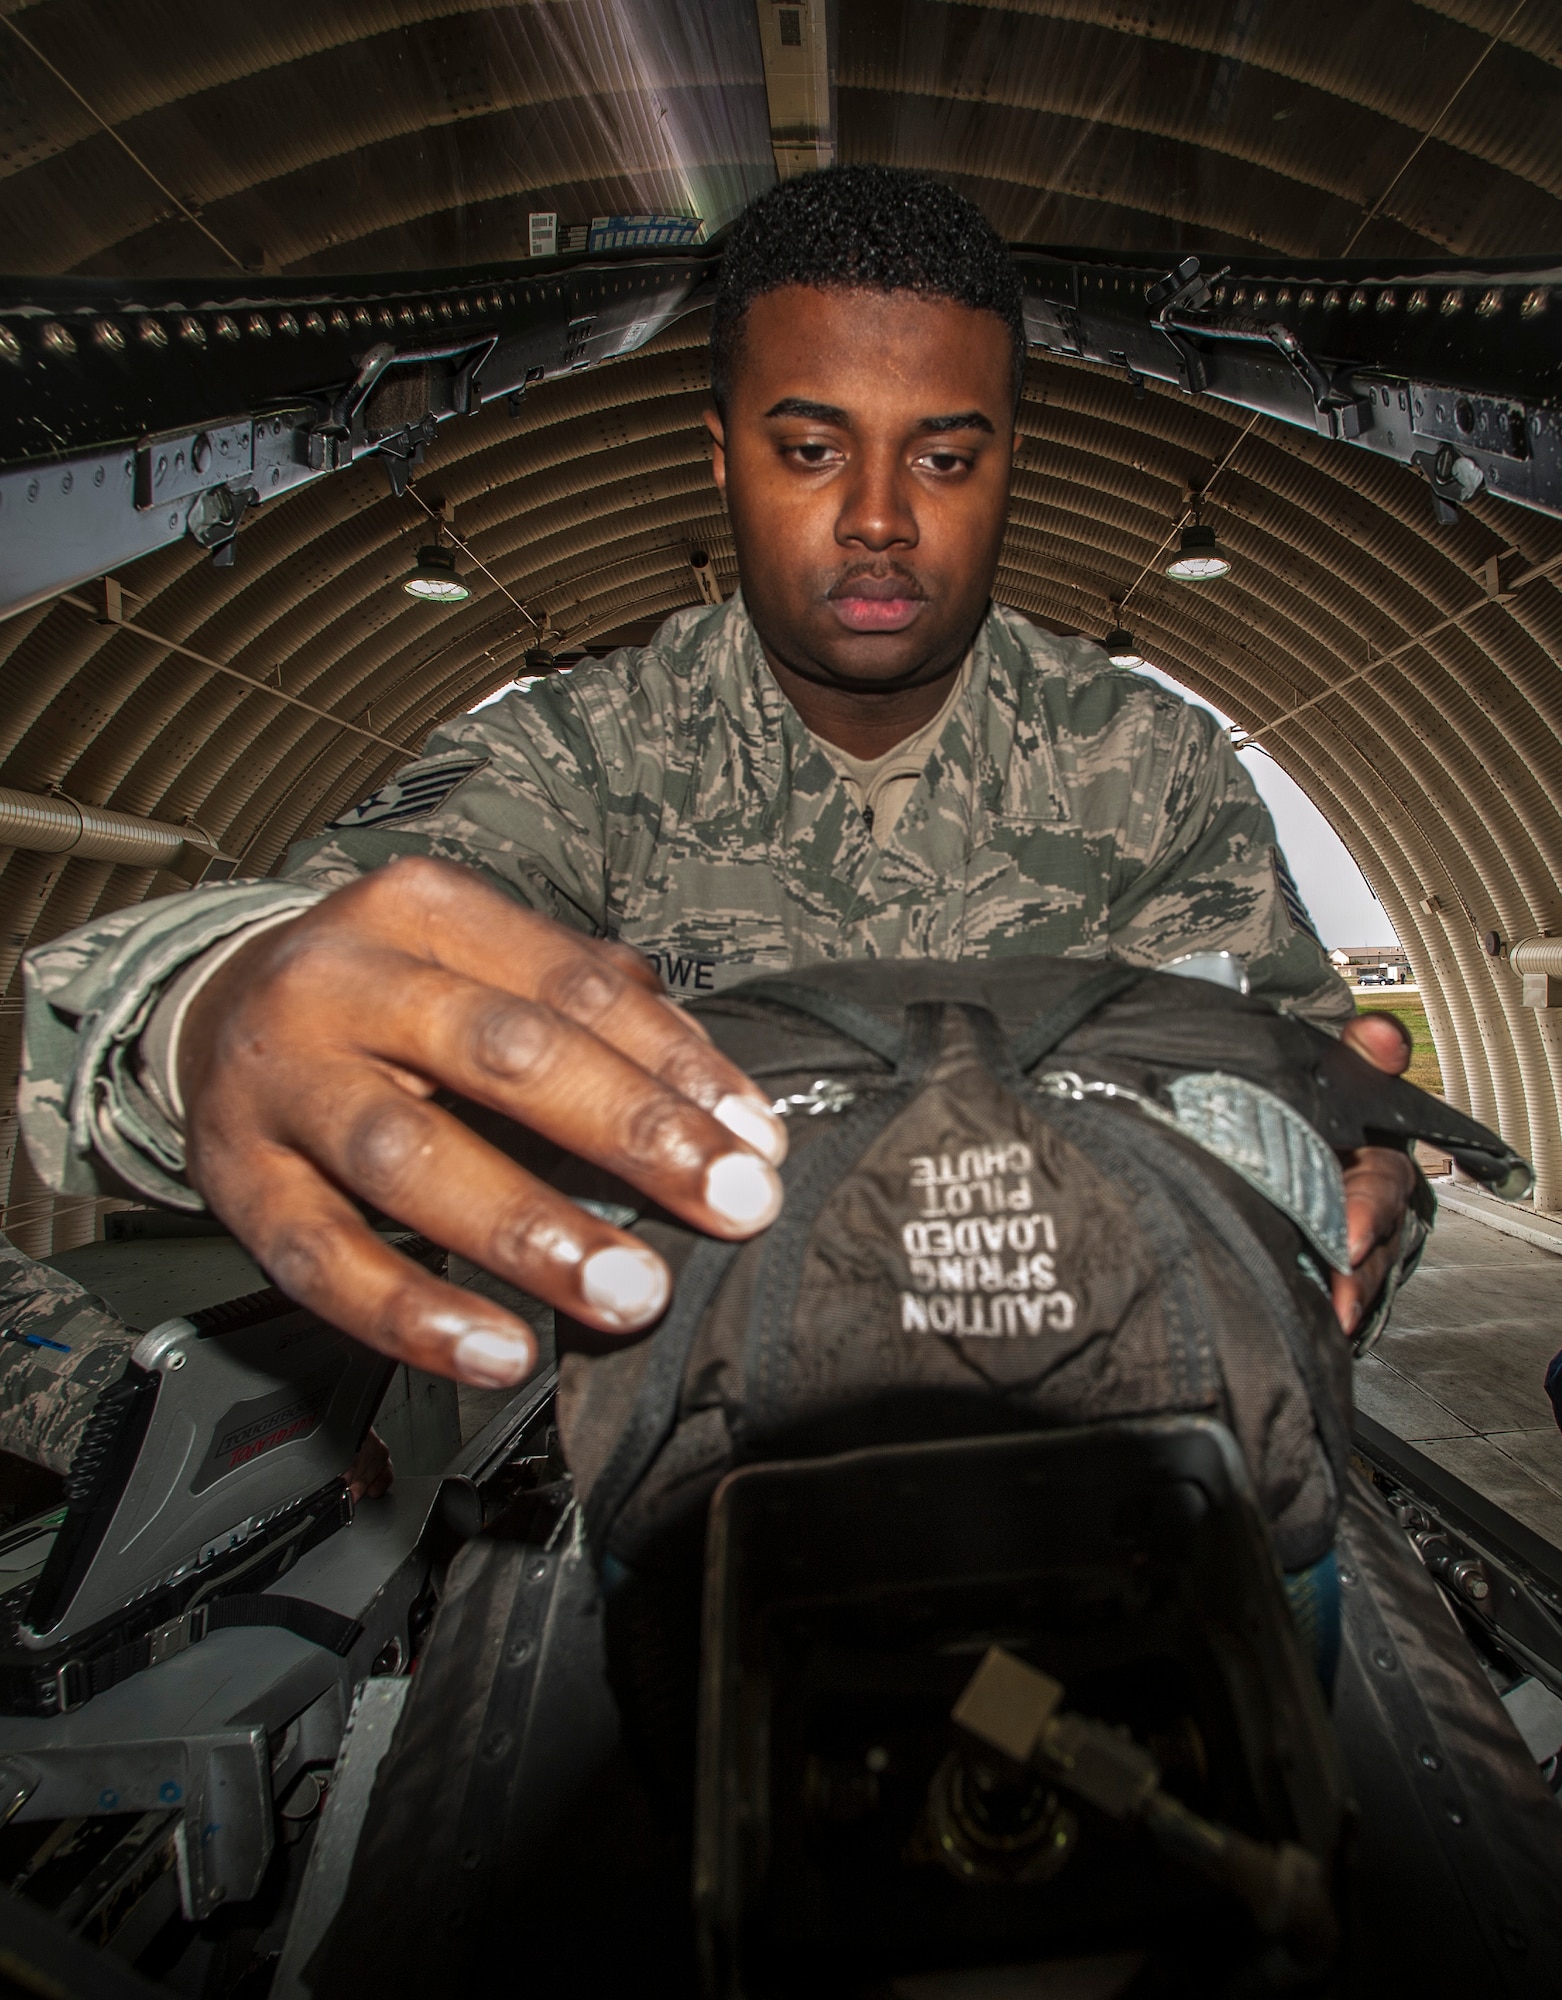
556,955,1528,1580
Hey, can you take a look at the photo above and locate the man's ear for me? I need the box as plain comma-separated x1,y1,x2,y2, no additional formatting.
704,406,727,497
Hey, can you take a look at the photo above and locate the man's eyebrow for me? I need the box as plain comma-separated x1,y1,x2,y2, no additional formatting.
917,411,995,435
760,398,996,435
763,397,850,424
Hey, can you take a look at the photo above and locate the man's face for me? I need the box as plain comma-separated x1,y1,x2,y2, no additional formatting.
706,286,1015,695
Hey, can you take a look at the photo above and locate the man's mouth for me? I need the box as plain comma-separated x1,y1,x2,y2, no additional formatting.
827,574,927,635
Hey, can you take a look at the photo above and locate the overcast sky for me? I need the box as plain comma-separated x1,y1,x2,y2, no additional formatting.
1130,665,1400,950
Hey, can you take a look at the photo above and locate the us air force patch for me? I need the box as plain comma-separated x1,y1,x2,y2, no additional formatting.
328,755,487,832
1272,848,1323,947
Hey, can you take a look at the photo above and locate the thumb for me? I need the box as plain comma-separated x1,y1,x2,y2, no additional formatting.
1341,1010,1413,1077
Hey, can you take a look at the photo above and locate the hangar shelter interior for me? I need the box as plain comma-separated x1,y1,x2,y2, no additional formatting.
5,6,1562,1996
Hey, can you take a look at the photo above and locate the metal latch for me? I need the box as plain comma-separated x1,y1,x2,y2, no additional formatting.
148,1603,210,1667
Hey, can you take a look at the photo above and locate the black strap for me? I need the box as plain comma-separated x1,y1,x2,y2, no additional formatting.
582,1235,743,1555
736,979,904,1066
963,1009,1219,1417
1071,1093,1352,1524
743,1003,944,1436
1011,961,1143,1071
205,1593,362,1654
41,1592,363,1714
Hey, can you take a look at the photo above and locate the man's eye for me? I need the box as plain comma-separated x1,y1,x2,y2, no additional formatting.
919,450,971,475
787,442,838,466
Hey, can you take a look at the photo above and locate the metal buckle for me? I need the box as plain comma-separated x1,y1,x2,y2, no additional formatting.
148,1603,209,1667
52,1658,86,1713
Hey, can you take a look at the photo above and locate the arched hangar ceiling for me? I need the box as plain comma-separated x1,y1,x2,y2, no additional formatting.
1,0,1561,1252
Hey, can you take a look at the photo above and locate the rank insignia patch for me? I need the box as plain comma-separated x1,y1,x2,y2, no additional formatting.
328,756,487,831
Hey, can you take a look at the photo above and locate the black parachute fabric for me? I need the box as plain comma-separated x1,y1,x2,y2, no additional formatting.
556,955,1526,1578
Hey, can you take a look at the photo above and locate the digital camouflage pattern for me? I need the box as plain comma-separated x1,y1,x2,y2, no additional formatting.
20,594,1350,1211
0,1231,136,1473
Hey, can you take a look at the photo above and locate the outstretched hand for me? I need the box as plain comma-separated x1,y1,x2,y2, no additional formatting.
176,859,788,1389
1332,1012,1419,1339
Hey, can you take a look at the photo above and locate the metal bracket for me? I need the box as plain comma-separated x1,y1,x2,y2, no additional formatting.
377,416,439,498
1145,256,1224,394
507,364,546,419
1024,297,1086,359
134,418,253,513
1262,323,1372,439
185,484,256,565
1412,442,1487,525
1413,384,1534,465
1107,349,1146,400
1145,255,1216,316
310,334,498,457
450,334,498,417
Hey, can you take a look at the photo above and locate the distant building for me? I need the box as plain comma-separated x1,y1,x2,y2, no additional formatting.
1330,944,1412,986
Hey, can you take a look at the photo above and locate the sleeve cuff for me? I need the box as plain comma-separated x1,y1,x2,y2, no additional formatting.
139,904,312,1130
21,881,326,1208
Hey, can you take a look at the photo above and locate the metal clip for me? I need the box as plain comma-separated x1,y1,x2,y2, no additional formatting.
1034,1068,1166,1118
770,1079,856,1118
149,1603,210,1667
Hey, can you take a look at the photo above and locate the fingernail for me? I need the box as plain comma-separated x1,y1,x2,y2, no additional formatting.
581,1244,669,1325
705,1151,783,1230
713,1092,789,1165
453,1329,533,1387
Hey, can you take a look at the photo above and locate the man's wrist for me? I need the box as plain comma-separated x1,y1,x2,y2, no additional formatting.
140,908,308,1132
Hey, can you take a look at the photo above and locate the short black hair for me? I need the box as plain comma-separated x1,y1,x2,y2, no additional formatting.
710,164,1027,418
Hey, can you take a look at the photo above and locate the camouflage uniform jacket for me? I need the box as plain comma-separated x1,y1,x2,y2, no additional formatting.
0,1232,137,1473
21,594,1350,1210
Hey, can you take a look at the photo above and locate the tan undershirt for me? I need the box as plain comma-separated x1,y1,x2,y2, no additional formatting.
814,657,971,845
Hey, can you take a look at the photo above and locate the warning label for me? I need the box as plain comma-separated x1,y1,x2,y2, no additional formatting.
899,1143,1077,1339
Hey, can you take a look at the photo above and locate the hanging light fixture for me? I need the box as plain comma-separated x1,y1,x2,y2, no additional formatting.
1102,626,1145,667
402,520,471,602
1101,600,1145,667
1163,493,1230,583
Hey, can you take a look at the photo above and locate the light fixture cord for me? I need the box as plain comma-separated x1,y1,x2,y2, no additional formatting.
1,15,250,272
1339,1,1529,257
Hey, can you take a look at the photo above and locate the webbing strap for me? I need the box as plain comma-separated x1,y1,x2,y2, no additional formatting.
742,1004,943,1437
736,979,904,1066
1011,961,1143,1071
205,1593,362,1654
582,1235,743,1555
47,1591,363,1715
1157,1147,1353,1507
1039,1079,1350,1525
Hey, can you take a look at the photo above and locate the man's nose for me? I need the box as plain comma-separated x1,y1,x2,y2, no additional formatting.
835,447,918,551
